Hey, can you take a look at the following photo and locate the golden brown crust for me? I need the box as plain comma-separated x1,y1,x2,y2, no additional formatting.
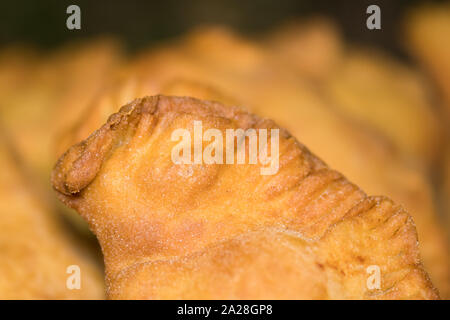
0,132,104,299
52,98,143,195
53,95,299,196
56,37,450,296
52,95,439,299
404,4,450,119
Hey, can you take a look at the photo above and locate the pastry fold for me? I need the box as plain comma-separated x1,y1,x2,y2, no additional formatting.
52,95,438,299
56,28,450,297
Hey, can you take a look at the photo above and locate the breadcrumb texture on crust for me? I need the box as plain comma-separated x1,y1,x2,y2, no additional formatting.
52,95,439,299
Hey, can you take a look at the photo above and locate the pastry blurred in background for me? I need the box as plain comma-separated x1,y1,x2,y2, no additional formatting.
0,131,103,299
51,95,439,299
0,0,449,299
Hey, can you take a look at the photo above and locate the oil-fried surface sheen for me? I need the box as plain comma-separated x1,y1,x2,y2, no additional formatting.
52,95,439,299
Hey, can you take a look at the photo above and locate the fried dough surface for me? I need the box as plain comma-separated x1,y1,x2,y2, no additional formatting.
265,18,343,81
0,39,124,233
57,27,450,297
404,6,450,295
52,95,438,299
0,133,104,299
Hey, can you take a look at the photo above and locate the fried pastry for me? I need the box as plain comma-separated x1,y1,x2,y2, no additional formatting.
0,132,104,299
439,143,450,237
322,48,442,169
266,20,442,168
405,4,450,121
56,27,450,297
52,95,438,299
180,28,450,297
265,17,343,81
0,38,123,182
0,39,123,233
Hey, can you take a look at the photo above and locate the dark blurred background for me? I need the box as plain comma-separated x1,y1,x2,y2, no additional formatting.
0,0,446,56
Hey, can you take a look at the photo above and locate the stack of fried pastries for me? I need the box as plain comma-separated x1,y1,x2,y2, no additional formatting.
0,11,449,299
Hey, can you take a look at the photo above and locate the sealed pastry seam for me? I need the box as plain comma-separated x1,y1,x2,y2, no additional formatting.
51,95,439,299
52,95,302,196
